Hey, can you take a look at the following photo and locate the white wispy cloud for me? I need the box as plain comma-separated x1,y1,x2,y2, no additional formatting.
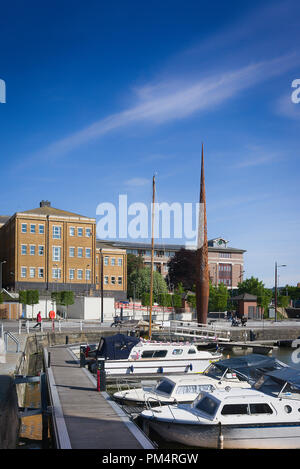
275,92,300,120
125,177,150,187
25,53,299,165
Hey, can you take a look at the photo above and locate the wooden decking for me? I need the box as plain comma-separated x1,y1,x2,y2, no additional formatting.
45,346,154,449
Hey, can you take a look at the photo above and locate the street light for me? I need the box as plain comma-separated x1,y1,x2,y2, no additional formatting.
275,262,287,322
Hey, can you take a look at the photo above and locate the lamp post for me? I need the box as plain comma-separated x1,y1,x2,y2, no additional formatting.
274,262,287,322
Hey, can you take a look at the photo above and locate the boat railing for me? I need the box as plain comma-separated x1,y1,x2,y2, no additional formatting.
169,320,231,342
145,396,163,415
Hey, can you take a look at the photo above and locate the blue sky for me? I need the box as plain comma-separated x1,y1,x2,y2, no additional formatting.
0,0,299,287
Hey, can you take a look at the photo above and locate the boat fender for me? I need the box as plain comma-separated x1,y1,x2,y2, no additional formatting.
158,367,164,373
129,365,134,373
225,386,231,392
189,364,193,371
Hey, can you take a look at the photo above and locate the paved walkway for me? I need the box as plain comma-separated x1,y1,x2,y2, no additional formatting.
46,346,154,449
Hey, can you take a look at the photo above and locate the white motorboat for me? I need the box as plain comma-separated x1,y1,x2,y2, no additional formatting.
140,368,300,449
113,353,286,405
87,334,222,376
114,372,251,406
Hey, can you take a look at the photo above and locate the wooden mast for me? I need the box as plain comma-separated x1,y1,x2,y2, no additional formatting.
149,174,155,339
196,143,209,324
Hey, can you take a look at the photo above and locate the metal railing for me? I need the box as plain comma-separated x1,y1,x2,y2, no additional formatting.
169,320,231,342
4,331,20,352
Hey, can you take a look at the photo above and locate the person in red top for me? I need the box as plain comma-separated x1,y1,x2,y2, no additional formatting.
33,311,42,330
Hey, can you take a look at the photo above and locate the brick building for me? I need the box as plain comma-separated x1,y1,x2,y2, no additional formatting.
106,237,245,289
0,201,127,300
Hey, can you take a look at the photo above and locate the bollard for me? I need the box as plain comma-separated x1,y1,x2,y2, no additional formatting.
26,321,29,333
48,351,51,368
80,320,83,332
66,335,69,345
96,357,106,392
80,345,86,368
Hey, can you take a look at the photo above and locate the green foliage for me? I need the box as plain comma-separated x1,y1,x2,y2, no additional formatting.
186,294,196,309
19,290,39,306
208,282,229,312
284,285,300,301
0,292,3,304
237,276,272,315
51,291,74,319
277,295,290,308
158,293,172,307
128,267,168,302
141,292,153,306
127,253,144,278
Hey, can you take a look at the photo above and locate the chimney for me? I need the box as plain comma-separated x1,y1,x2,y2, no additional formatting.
40,200,51,208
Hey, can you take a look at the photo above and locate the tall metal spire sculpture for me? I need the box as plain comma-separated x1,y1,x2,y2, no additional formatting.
196,143,209,324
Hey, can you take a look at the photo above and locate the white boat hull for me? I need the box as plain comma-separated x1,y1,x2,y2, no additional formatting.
104,356,221,376
145,420,300,449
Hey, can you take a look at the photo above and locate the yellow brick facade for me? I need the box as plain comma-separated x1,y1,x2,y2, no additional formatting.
0,202,127,300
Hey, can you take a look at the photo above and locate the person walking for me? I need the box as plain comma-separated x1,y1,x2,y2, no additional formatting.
33,311,42,330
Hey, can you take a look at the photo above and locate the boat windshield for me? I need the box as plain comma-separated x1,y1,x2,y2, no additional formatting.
193,393,219,417
203,364,226,380
155,380,175,396
255,375,300,399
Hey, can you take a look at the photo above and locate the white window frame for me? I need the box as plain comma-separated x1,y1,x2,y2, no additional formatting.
77,227,83,237
30,245,36,256
118,276,122,285
69,226,75,237
38,245,44,256
111,257,116,266
86,228,91,238
77,269,83,280
29,267,36,278
111,276,116,285
21,266,27,278
21,244,27,255
39,224,45,234
52,225,62,239
118,258,122,266
85,269,91,281
21,223,27,233
52,246,61,262
104,275,109,285
77,247,83,258
38,268,44,279
104,256,109,266
52,268,61,280
69,269,75,280
69,247,75,258
30,224,36,234
85,248,91,258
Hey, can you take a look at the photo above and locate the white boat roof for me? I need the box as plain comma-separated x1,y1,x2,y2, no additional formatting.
202,387,273,402
136,340,197,347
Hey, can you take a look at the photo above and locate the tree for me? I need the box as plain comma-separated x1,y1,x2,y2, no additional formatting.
127,253,144,278
19,290,39,319
167,248,197,290
0,292,3,304
128,267,168,302
208,282,228,312
278,295,290,308
237,276,272,317
51,291,74,319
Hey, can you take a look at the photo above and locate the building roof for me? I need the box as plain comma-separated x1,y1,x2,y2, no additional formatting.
16,201,95,220
97,239,246,253
0,216,10,226
232,293,257,301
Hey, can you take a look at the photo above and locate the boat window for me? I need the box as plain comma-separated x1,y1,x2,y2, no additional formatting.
142,350,168,358
176,384,214,395
153,350,168,358
221,404,249,415
249,403,273,414
284,405,292,414
195,396,219,416
188,348,197,354
203,364,224,379
172,349,183,355
155,380,175,396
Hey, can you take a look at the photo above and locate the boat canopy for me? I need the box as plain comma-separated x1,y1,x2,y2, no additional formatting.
211,354,285,383
96,334,140,360
264,368,300,389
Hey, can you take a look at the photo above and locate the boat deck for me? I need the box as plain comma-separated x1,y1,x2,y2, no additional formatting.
45,346,154,449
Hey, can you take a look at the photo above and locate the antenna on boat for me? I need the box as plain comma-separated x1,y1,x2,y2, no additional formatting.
149,173,156,340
